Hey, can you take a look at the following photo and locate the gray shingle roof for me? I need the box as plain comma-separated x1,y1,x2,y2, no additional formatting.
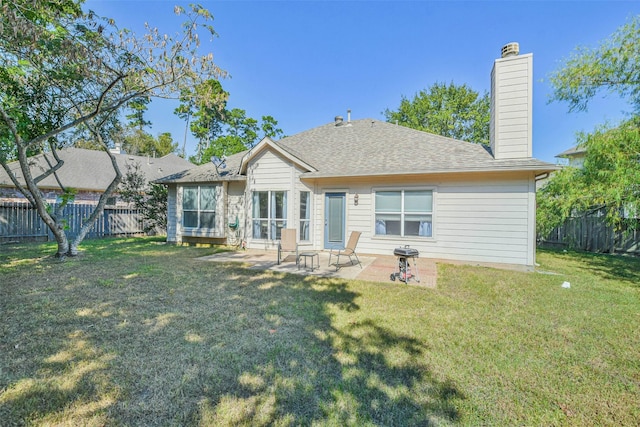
556,145,586,158
0,148,194,191
154,150,246,184
153,118,557,184
275,119,556,177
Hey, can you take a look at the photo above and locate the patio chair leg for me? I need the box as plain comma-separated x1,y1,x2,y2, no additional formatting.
353,253,362,268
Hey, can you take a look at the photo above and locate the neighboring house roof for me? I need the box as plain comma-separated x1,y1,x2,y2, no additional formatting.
156,118,558,184
556,145,586,158
0,147,194,191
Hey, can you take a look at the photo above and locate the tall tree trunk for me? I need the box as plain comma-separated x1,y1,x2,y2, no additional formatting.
69,148,122,256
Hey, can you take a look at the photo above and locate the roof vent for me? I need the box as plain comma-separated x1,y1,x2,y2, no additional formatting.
501,42,519,58
335,115,344,126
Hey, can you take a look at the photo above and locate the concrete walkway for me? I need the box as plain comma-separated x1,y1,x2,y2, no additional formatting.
197,249,437,288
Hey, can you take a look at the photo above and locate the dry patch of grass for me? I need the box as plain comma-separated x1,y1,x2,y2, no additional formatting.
1,239,639,425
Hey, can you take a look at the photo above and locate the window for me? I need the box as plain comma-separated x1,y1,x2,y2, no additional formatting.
299,191,311,241
183,185,218,229
252,191,287,239
375,190,432,237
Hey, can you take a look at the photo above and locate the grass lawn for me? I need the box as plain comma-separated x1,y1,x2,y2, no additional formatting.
1,238,639,426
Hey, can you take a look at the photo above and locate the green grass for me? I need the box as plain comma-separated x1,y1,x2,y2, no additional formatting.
1,238,639,426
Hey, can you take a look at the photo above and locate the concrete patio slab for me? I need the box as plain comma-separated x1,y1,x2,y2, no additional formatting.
197,249,437,288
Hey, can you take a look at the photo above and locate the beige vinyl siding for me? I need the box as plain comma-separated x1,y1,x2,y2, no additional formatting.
435,181,531,264
490,53,533,160
249,150,293,191
312,173,536,267
246,149,311,249
166,185,178,243
226,181,246,241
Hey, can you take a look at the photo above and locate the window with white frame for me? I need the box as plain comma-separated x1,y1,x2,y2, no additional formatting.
299,191,311,241
252,191,287,239
375,189,433,237
183,185,218,229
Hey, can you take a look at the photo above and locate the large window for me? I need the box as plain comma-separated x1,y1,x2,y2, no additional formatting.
183,185,218,229
375,189,433,237
253,191,287,239
299,191,311,241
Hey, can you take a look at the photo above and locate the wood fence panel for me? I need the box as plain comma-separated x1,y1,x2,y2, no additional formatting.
0,202,48,239
1,202,145,242
541,214,640,255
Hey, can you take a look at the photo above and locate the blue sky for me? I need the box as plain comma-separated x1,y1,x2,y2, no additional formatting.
85,0,640,163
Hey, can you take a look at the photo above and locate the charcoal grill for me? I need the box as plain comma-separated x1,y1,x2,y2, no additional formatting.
390,245,420,283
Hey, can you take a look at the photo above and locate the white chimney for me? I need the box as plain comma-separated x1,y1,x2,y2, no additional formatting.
490,42,532,159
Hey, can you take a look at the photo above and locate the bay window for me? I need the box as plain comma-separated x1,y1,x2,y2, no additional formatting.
375,189,433,237
253,191,287,240
183,185,218,229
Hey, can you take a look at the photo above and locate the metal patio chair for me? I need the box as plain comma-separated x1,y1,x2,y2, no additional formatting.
277,229,299,265
329,231,362,270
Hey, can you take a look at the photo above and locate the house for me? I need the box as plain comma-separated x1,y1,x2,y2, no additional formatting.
0,147,194,206
556,145,586,168
157,43,558,268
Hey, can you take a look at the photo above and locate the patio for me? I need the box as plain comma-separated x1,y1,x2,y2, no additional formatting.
198,249,438,288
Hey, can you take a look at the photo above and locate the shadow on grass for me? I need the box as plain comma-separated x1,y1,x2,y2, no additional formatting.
540,248,640,286
1,239,463,425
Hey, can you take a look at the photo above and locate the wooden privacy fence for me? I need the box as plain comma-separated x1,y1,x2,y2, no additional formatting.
0,202,145,242
540,215,640,255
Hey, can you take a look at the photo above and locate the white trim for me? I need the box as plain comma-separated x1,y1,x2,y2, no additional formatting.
239,137,317,175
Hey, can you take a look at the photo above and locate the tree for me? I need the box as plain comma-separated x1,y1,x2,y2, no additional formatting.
537,118,640,236
122,128,156,156
384,82,490,145
197,111,284,164
125,96,151,130
549,15,640,113
175,79,228,160
0,0,224,257
119,163,168,233
539,17,640,238
121,129,177,157
155,132,178,157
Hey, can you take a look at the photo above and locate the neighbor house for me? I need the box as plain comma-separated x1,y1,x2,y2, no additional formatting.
555,145,586,168
0,147,194,206
157,43,558,268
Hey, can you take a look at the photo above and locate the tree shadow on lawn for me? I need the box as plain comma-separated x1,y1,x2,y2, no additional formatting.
1,252,463,425
179,266,464,426
549,249,640,286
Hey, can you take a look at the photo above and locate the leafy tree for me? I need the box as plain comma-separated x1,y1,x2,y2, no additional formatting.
122,128,156,156
261,115,285,140
0,0,224,257
176,78,285,163
175,79,228,160
539,17,640,238
549,16,640,112
537,118,640,236
155,132,178,157
119,163,168,233
125,96,152,130
384,82,490,144
197,111,284,164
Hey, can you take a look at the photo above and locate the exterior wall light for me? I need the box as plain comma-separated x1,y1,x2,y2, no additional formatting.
354,194,359,206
